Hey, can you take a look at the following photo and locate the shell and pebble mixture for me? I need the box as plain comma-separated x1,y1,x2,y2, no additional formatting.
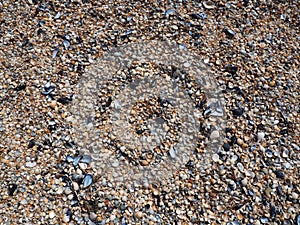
0,0,299,224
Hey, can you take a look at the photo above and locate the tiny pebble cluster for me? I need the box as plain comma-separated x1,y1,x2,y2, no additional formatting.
0,0,299,224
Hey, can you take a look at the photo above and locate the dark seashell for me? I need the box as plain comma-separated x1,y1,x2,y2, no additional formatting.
43,138,52,146
52,48,59,59
296,214,300,225
224,28,236,38
190,13,200,19
42,81,55,95
72,174,84,183
265,149,273,157
54,11,61,19
126,16,132,22
260,217,269,224
14,83,26,91
37,29,44,35
80,155,92,164
203,1,215,9
248,189,255,196
121,30,133,38
73,155,82,166
39,20,45,26
28,139,35,148
199,12,207,19
64,141,73,149
65,34,70,40
230,136,237,146
270,206,277,218
185,160,193,167
82,174,93,188
165,9,177,15
225,64,238,74
66,155,74,163
280,128,288,135
57,96,72,104
190,13,207,20
8,183,17,196
231,108,244,116
63,40,70,49
226,221,241,225
233,204,243,210
274,170,285,179
70,200,79,207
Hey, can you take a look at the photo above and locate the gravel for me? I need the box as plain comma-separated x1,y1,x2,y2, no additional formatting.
0,0,299,224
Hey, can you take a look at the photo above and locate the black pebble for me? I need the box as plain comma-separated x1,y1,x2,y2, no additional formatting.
57,96,72,105
230,136,237,145
277,184,283,196
14,83,26,91
136,129,144,135
223,143,230,151
225,64,238,74
8,184,17,196
232,108,244,116
274,170,285,179
28,139,35,148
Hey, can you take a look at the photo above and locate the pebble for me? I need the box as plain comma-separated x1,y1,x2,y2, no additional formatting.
225,64,238,75
90,212,97,221
210,130,220,139
231,108,244,117
49,211,55,219
25,162,36,168
237,138,243,146
257,132,265,142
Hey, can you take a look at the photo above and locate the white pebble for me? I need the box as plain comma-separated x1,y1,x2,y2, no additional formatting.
257,132,265,141
210,130,220,140
212,154,219,162
49,211,55,219
25,161,36,168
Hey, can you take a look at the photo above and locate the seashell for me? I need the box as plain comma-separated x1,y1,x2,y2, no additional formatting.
296,214,300,225
82,174,93,188
203,1,215,9
80,155,92,164
73,155,82,166
169,146,176,158
226,221,241,225
52,48,59,59
54,11,61,19
165,9,177,15
66,155,74,163
63,39,70,49
42,81,55,95
224,29,236,38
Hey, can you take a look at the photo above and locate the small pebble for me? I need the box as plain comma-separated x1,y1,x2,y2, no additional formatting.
231,108,244,116
257,132,265,142
49,211,55,219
